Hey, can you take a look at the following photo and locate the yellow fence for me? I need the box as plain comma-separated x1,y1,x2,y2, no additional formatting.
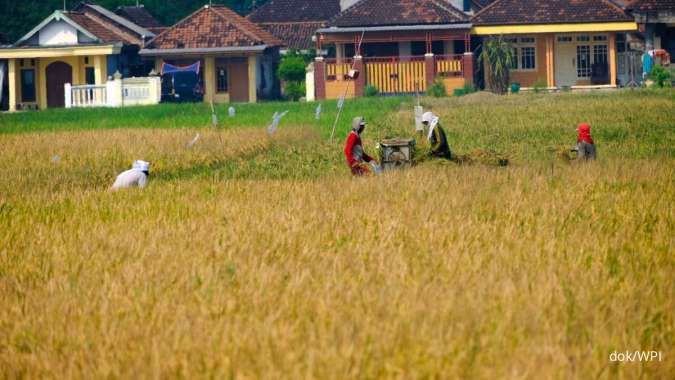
365,59,427,94
326,61,352,81
436,59,463,75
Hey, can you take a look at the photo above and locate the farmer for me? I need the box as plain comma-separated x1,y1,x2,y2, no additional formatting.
574,123,596,161
344,116,377,176
110,160,150,191
422,112,452,159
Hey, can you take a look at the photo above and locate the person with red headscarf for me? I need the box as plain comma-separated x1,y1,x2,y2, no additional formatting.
575,123,596,161
344,116,378,176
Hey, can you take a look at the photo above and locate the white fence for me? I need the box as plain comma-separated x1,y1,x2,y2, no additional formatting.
65,76,161,108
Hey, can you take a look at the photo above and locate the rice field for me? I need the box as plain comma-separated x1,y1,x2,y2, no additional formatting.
0,90,673,379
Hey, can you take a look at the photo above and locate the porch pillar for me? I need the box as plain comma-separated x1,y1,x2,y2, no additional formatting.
314,57,326,100
609,33,617,87
8,58,16,112
353,55,365,97
94,55,106,84
546,35,555,88
424,53,435,88
155,58,164,74
248,55,258,103
204,56,216,103
462,52,474,87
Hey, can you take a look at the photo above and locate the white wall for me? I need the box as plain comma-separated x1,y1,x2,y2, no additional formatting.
340,0,360,11
39,20,78,46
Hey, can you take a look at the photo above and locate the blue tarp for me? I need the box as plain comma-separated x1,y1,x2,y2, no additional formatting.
161,62,201,76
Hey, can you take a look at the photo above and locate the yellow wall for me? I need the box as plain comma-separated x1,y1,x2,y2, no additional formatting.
441,77,466,93
325,80,355,99
510,36,549,88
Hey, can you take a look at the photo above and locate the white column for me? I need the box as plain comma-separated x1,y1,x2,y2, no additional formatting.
105,78,122,107
248,55,258,103
64,83,72,108
305,62,315,102
8,59,16,112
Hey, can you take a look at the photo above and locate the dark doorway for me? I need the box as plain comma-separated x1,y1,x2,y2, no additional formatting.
229,58,249,102
46,61,72,108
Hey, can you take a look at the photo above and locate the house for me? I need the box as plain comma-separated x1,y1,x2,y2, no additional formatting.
626,0,675,60
115,4,167,35
247,0,342,52
139,4,283,103
472,0,638,89
0,1,157,111
313,0,477,99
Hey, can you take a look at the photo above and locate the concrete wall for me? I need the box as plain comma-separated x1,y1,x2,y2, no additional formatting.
39,20,78,46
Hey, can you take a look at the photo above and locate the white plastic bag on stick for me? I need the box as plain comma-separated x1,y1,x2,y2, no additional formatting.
267,111,289,135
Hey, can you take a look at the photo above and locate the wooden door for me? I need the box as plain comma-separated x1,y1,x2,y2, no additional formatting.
229,59,249,102
46,61,72,108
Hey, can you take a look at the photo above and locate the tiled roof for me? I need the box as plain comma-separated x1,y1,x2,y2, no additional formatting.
147,5,282,50
259,22,325,50
248,0,341,22
115,6,164,29
472,0,633,25
329,0,470,27
472,0,496,9
627,0,675,11
66,11,141,45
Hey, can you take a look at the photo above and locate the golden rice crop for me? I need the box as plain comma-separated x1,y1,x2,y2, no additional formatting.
0,92,673,379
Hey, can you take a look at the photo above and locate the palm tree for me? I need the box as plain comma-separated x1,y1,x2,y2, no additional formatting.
479,36,515,94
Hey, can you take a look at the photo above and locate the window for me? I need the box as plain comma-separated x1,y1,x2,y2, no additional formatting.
577,45,591,77
616,33,626,53
593,35,607,42
85,67,96,85
557,36,573,43
216,67,228,92
509,36,536,71
21,69,36,102
577,35,590,42
521,47,536,70
593,45,608,66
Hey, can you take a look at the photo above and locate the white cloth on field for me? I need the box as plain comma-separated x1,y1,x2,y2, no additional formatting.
422,112,439,141
111,169,148,191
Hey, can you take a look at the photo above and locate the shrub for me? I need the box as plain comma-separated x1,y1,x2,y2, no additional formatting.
453,84,477,97
478,36,515,94
277,56,307,82
510,83,521,94
283,81,306,101
533,81,547,93
649,65,672,88
364,85,379,97
428,79,447,97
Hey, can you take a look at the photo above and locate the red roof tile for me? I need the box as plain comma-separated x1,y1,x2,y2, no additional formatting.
627,0,675,11
472,0,633,25
329,0,470,27
259,21,325,50
248,0,341,23
147,5,282,50
67,11,140,45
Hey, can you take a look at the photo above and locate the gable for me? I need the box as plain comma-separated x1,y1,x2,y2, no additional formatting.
38,20,79,46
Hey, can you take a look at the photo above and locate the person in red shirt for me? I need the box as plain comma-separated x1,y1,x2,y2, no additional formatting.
575,123,596,161
344,116,378,176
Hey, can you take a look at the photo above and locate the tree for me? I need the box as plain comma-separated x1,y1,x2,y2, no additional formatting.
479,36,515,95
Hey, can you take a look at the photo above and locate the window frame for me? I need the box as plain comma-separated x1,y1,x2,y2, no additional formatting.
509,36,537,72
20,68,36,103
216,66,228,93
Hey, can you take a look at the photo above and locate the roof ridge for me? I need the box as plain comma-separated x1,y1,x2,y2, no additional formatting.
431,0,470,20
80,9,141,45
471,0,505,20
145,5,207,48
208,5,267,45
